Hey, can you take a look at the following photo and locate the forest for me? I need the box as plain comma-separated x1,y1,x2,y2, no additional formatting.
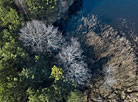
0,0,137,102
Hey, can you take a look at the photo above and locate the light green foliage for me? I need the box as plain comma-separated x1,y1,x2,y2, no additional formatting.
35,55,39,61
25,0,57,11
0,30,27,79
25,0,59,20
27,88,53,102
26,66,75,102
0,30,29,102
67,90,83,102
0,31,25,75
27,81,74,102
0,1,27,100
50,65,64,81
0,6,24,30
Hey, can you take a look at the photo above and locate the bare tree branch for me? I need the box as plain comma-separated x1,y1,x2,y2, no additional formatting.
58,38,91,85
19,20,64,53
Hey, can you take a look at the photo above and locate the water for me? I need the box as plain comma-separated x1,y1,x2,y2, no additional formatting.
83,0,138,32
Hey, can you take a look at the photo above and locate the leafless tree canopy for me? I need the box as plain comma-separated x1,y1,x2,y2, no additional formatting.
19,20,64,53
58,38,91,85
59,38,83,64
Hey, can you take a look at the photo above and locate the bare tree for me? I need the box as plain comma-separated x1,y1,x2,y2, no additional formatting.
19,20,64,53
59,38,83,64
65,14,99,39
66,61,90,85
58,38,91,85
14,0,30,20
102,65,117,88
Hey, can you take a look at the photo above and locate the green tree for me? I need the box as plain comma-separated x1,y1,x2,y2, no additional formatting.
50,65,64,81
25,0,59,22
67,90,83,102
0,30,29,102
0,5,24,30
0,0,28,101
26,65,75,102
19,54,52,89
0,0,14,6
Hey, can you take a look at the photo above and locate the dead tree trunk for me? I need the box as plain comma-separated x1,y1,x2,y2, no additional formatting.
14,0,31,20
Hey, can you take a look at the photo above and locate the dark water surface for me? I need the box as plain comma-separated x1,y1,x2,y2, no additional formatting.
83,0,138,32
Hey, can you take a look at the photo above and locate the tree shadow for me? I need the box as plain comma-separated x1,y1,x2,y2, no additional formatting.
54,0,83,32
81,41,112,75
